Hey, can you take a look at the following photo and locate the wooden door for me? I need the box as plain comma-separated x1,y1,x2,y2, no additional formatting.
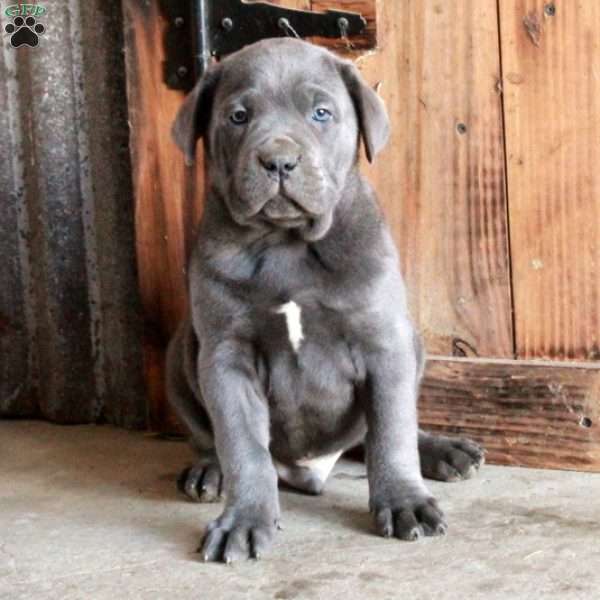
123,0,600,470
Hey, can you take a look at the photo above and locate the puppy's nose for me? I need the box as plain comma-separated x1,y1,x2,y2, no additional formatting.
258,137,301,178
259,156,298,175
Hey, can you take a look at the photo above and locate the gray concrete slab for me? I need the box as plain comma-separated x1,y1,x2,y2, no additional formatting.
1,421,599,599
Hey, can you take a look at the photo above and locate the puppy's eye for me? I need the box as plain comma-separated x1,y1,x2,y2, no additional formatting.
230,109,248,125
312,107,332,122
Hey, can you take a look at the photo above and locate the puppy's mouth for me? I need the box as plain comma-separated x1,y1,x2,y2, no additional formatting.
262,215,308,228
250,192,331,241
259,193,312,228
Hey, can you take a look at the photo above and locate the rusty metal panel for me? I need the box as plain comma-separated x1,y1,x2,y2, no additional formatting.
0,0,146,427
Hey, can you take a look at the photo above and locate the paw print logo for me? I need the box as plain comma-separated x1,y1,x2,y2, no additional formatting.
5,15,45,48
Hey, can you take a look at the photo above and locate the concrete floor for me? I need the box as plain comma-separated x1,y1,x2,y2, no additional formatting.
1,423,600,600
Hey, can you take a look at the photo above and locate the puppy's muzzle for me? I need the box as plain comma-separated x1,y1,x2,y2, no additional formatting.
256,136,309,226
236,134,332,239
257,136,301,182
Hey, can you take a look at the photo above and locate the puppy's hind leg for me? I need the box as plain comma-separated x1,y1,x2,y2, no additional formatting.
177,449,223,503
166,320,223,503
412,332,485,482
418,430,485,482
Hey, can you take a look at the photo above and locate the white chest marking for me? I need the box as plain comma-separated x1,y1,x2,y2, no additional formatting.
276,301,304,352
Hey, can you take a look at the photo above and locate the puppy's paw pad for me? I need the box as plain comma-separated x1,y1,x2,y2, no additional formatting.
373,496,447,541
199,513,277,563
177,462,223,503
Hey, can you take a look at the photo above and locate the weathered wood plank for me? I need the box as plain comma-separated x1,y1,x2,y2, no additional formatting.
499,1,600,360
357,1,514,358
420,357,600,471
123,0,205,430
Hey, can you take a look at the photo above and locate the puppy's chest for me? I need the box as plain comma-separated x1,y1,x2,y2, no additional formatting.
248,243,365,377
256,299,362,382
258,297,365,460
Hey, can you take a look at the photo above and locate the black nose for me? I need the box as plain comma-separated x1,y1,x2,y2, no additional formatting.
257,137,301,178
259,156,298,175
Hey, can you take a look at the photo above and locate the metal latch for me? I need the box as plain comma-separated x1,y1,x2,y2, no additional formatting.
160,1,367,91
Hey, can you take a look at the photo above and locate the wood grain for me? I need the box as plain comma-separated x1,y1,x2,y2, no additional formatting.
357,1,514,358
499,1,600,361
122,0,205,430
420,357,600,471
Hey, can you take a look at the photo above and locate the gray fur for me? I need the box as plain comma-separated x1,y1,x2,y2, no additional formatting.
167,38,484,563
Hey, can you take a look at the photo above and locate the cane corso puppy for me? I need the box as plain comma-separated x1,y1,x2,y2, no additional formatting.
167,38,484,563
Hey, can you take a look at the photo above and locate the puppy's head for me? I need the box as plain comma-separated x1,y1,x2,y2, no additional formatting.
172,38,389,241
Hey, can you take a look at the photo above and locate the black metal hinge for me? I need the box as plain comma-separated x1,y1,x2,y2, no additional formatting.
160,1,367,91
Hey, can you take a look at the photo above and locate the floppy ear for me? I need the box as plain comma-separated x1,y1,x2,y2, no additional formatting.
171,65,221,166
338,62,390,163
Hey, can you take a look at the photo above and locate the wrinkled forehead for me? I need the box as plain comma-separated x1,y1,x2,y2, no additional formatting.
215,40,346,102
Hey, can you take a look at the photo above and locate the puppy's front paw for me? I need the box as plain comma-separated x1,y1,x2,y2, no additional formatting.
199,505,279,563
371,491,447,541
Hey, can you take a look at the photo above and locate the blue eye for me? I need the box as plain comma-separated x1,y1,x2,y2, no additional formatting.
230,109,248,125
312,107,332,122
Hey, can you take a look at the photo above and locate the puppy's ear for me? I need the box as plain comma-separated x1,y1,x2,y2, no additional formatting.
171,66,221,166
339,62,390,163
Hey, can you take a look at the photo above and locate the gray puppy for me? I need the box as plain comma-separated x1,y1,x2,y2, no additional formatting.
167,38,484,563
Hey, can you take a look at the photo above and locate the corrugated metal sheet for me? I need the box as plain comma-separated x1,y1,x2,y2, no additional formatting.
0,0,146,426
